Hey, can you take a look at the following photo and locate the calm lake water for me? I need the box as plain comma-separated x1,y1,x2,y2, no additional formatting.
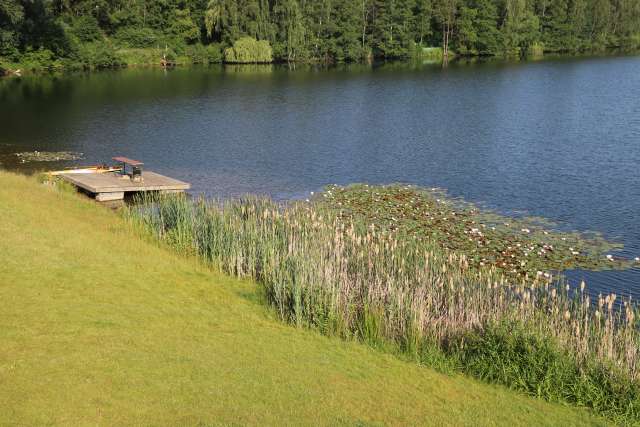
1,56,639,296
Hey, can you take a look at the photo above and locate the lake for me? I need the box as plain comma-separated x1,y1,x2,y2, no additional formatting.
1,56,639,297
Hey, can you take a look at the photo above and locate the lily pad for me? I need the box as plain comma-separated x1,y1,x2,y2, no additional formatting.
15,151,83,163
316,184,634,278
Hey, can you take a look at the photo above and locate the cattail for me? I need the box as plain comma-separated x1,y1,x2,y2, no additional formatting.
130,187,640,391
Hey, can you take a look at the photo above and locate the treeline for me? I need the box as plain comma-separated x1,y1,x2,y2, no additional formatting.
1,0,639,71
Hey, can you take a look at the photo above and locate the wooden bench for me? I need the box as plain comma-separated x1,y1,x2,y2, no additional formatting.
113,156,144,182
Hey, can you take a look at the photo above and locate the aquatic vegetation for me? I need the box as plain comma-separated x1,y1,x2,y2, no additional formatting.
127,188,640,423
318,184,632,278
15,151,83,162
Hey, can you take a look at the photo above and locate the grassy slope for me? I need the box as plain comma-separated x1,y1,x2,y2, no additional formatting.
0,172,606,426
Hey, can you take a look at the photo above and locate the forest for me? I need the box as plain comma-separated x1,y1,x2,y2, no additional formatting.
1,0,639,71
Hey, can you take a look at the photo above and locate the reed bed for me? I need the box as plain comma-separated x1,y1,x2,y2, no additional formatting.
127,191,640,423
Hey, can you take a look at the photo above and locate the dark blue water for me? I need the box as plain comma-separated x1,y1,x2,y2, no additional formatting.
1,57,639,296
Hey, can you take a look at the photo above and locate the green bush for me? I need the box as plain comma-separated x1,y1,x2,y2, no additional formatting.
185,43,212,64
71,16,102,43
453,322,640,422
224,37,273,63
206,43,223,63
115,48,159,66
77,42,122,69
114,27,159,48
414,46,455,61
20,48,61,71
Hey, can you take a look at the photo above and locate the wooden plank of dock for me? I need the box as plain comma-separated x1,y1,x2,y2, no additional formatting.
62,171,190,201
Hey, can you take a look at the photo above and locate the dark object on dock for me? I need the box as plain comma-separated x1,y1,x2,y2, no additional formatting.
113,156,144,182
60,156,190,201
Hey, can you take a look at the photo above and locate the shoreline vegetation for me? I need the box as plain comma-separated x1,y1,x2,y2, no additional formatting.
127,184,640,424
1,0,639,76
0,170,609,425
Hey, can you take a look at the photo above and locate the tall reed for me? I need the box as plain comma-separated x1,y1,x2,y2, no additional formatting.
127,192,640,422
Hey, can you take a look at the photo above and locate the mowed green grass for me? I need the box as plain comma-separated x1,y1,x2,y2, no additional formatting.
0,171,607,426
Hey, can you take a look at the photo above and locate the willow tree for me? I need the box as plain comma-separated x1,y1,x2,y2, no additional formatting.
205,0,224,38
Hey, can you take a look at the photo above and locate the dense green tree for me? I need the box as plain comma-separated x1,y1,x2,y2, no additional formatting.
170,8,200,43
433,0,458,59
540,0,571,51
372,0,416,58
1,0,638,70
502,0,540,55
413,0,433,45
0,0,24,56
273,0,306,61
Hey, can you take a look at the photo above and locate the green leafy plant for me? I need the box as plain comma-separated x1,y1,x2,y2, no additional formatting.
224,37,273,63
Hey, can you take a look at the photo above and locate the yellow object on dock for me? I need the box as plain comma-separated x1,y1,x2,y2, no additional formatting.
48,166,122,176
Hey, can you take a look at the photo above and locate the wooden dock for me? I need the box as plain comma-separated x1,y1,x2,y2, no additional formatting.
62,171,190,201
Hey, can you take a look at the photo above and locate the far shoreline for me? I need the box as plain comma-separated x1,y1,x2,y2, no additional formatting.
2,47,639,79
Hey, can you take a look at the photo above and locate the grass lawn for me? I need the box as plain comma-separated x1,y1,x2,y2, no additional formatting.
0,171,607,426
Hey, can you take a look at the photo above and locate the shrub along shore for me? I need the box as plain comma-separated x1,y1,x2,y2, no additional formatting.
128,186,640,424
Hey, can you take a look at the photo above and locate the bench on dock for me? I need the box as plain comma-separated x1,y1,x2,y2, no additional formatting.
113,156,144,182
